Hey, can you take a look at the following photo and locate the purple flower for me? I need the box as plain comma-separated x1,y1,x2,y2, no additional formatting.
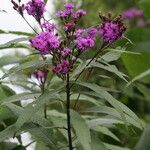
87,28,98,39
74,28,97,51
30,32,60,55
99,15,126,44
41,21,56,32
73,9,86,18
56,9,73,17
122,8,144,20
25,0,45,20
75,29,85,37
74,37,95,52
53,60,70,74
58,48,71,57
137,19,149,27
64,3,74,9
33,70,47,83
64,22,76,31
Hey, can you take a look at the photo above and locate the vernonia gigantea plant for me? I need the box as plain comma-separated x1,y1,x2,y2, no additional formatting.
0,0,143,150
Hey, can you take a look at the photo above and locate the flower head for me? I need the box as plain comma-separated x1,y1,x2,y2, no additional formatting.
99,15,126,44
25,0,45,20
64,3,74,9
32,69,48,83
122,8,144,20
74,28,97,52
73,9,86,18
64,22,76,32
41,21,56,32
30,32,60,55
74,37,95,52
58,48,71,57
53,60,70,75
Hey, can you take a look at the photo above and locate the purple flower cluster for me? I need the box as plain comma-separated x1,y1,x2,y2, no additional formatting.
12,1,127,76
74,28,97,52
64,22,76,32
33,69,47,83
73,9,86,19
58,48,71,57
99,15,126,44
41,21,56,32
122,8,144,20
122,7,149,28
56,3,86,19
24,0,45,20
53,60,70,74
30,32,60,55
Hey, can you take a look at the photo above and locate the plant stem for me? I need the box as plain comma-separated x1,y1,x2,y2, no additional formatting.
66,73,73,150
44,104,47,119
22,15,38,34
70,44,107,89
41,82,47,119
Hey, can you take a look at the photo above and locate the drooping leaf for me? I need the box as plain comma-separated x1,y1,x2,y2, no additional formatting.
0,125,16,142
76,81,143,129
71,109,91,150
104,143,130,150
0,37,28,48
127,69,150,87
1,93,40,104
91,132,107,150
134,124,150,150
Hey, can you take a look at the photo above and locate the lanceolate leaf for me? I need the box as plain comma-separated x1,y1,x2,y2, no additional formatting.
14,89,62,129
91,132,107,150
134,124,150,150
76,81,143,129
0,37,28,48
0,125,16,142
71,109,91,150
127,69,150,87
104,143,130,150
1,59,51,79
91,61,128,81
1,93,40,104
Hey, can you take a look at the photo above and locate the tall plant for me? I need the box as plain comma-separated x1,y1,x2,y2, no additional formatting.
0,0,143,149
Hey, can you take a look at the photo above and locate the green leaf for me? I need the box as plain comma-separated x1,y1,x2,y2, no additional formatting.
87,118,123,128
101,47,125,62
1,59,51,79
0,37,28,48
23,123,57,148
91,132,107,150
127,69,150,87
96,126,120,142
83,106,142,129
44,0,48,4
134,124,150,150
139,0,150,20
91,61,128,81
0,56,21,67
1,93,40,104
76,82,143,129
122,53,150,78
0,125,16,142
3,103,50,127
15,89,61,129
35,142,49,150
104,143,130,150
0,29,34,36
71,109,91,150
137,84,150,101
